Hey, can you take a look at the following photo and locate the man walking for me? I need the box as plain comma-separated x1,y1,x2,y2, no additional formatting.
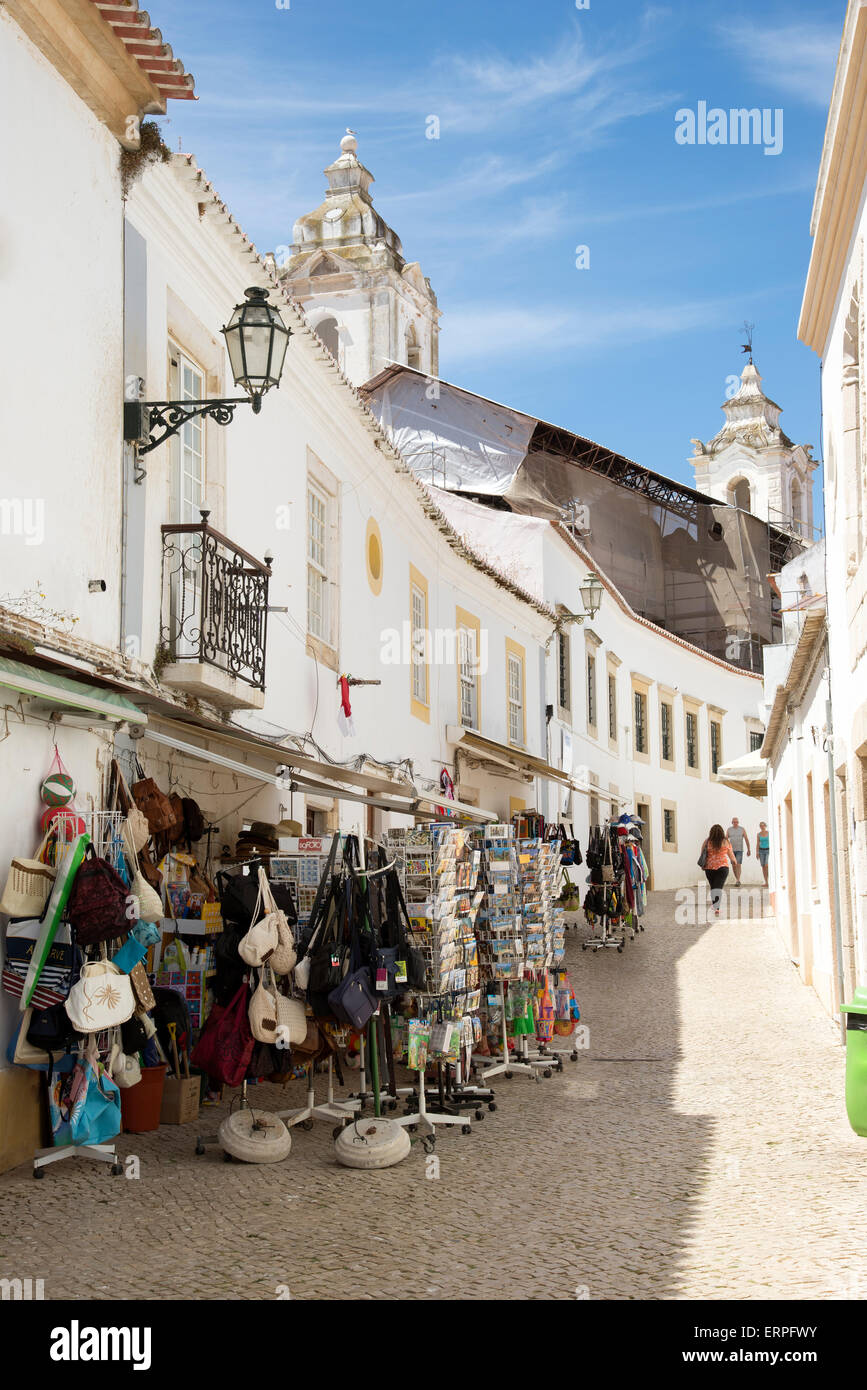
726,817,750,883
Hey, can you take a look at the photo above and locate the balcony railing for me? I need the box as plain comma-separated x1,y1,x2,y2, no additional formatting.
160,510,271,692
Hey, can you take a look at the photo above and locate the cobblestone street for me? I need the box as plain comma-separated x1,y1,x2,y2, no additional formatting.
1,891,864,1301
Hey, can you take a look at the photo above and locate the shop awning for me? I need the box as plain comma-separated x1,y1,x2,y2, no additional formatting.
446,725,573,788
0,656,147,725
144,723,498,824
715,750,768,801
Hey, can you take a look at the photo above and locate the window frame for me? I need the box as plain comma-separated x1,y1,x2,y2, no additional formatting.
662,799,678,852
505,637,526,749
631,675,651,764
409,564,430,723
684,699,702,777
306,482,329,644
557,628,571,718
456,605,481,732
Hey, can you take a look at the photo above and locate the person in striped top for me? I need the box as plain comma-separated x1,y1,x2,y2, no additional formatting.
700,824,737,917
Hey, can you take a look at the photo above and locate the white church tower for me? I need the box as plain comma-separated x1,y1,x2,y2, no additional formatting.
276,131,440,387
689,358,817,538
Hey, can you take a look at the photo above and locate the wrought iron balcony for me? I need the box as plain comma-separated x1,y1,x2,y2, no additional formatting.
160,510,271,698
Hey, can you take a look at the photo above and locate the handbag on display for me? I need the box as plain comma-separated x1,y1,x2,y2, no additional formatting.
248,964,307,1045
138,847,163,894
327,966,379,1032
560,823,582,867
69,1046,122,1146
190,982,255,1088
0,825,57,919
216,868,297,928
108,1033,142,1089
129,961,155,1012
130,768,176,835
112,935,147,974
65,954,135,1032
3,920,75,1009
166,793,187,847
66,845,130,945
601,831,615,884
130,918,160,949
255,867,297,975
181,798,206,844
127,849,163,923
237,894,279,969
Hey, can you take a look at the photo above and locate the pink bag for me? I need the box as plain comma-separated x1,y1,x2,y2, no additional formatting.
190,983,254,1087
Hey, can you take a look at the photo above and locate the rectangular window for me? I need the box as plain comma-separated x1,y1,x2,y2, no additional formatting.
307,485,328,641
663,807,676,845
750,730,764,753
557,630,570,713
710,720,721,775
608,673,617,743
587,653,597,729
411,583,427,704
686,711,698,769
661,701,673,763
506,642,525,747
459,628,478,727
169,346,205,523
634,690,647,754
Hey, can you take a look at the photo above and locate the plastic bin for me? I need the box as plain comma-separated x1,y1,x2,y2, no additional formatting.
120,1063,167,1133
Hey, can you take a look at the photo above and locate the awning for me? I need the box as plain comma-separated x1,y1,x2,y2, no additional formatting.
446,725,572,788
0,656,147,725
143,723,498,824
715,750,768,801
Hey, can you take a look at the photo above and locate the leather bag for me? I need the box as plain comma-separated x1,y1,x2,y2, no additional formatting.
129,961,155,1011
130,774,176,835
66,845,130,945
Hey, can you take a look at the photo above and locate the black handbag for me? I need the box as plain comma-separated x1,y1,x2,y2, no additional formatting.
216,867,298,927
26,1001,78,1055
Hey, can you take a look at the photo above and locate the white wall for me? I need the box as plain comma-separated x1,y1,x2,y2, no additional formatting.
0,11,123,651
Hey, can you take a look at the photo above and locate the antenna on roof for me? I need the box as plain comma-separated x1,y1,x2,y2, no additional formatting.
741,321,755,364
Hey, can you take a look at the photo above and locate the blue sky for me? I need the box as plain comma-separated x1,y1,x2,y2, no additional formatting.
152,0,843,522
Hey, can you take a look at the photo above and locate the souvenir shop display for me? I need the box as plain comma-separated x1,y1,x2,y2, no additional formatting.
581,815,647,953
473,824,537,1082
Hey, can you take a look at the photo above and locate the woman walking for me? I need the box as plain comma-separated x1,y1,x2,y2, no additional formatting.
699,824,737,917
756,821,770,888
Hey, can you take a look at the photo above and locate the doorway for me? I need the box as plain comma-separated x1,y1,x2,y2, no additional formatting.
636,799,651,889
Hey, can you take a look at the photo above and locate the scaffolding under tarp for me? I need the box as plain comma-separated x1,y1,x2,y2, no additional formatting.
363,367,805,672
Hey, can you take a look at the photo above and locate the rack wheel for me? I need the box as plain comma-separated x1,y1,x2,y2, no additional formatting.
488,1100,497,1112
581,942,587,951
388,1099,397,1111
223,1151,234,1162
556,1060,564,1073
301,1117,314,1132
111,1162,124,1176
505,1071,513,1079
421,1135,435,1154
461,1124,472,1135
570,1053,579,1062
617,944,624,953
332,1124,344,1139
474,1110,484,1121
195,1140,205,1155
408,1124,418,1133
543,1068,552,1078
33,1167,44,1179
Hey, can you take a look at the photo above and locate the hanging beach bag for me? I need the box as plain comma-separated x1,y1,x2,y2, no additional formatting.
66,845,130,945
0,826,57,919
69,1045,122,1146
65,955,135,1032
128,857,163,924
190,981,254,1088
130,918,160,949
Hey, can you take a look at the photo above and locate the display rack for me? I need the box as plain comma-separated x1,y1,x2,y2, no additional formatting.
474,824,536,1082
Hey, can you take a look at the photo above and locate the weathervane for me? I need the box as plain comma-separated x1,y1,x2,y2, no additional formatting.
741,321,755,364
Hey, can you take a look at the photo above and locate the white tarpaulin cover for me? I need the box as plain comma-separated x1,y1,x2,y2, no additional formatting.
368,372,535,494
427,487,548,602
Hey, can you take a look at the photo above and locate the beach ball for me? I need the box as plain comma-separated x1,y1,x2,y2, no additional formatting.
40,771,75,807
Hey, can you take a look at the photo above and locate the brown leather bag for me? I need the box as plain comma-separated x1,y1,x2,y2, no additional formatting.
131,776,176,834
138,846,163,893
166,793,186,846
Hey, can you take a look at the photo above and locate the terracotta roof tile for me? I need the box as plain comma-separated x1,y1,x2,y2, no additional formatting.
91,1,195,101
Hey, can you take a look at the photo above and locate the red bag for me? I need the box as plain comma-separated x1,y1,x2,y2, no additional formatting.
190,983,254,1087
66,845,130,945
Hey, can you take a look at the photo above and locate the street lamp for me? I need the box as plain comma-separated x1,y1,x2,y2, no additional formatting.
579,571,603,619
124,286,292,456
222,287,291,413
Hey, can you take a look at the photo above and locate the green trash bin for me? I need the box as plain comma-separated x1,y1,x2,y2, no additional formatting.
842,987,867,1137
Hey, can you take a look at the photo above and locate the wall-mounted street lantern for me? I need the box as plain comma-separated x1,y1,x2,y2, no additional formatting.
546,572,604,649
578,571,603,619
124,287,291,456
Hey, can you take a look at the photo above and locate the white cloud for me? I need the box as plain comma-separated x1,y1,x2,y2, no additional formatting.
716,19,839,107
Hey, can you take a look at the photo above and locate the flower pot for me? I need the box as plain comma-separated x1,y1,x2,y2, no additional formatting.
120,1063,167,1133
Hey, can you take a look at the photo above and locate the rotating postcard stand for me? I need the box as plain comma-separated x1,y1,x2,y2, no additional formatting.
478,978,537,1082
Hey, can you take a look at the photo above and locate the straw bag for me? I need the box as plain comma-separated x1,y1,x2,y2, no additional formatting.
123,808,150,859
248,964,306,1044
238,868,295,971
0,828,57,918
129,864,163,923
